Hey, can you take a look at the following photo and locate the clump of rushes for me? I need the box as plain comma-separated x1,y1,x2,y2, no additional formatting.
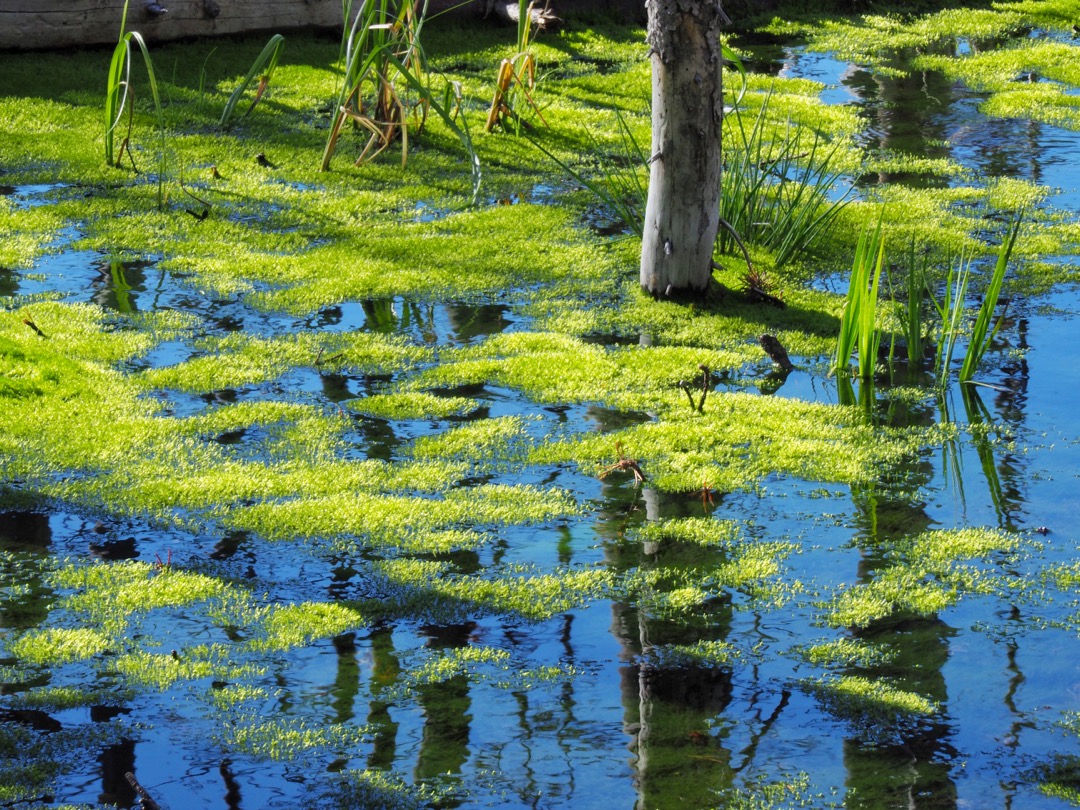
833,213,885,381
321,0,480,198
958,213,1022,384
485,0,546,134
719,92,851,269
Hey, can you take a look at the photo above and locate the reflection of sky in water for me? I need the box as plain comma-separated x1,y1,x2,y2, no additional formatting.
777,48,861,106
778,43,1080,211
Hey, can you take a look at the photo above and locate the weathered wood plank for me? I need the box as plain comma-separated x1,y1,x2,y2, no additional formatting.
0,0,343,51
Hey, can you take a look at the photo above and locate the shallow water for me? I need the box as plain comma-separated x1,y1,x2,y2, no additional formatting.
4,29,1080,810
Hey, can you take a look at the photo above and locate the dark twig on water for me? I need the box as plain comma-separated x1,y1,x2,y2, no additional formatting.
697,363,711,412
678,364,714,412
759,334,794,371
125,772,161,810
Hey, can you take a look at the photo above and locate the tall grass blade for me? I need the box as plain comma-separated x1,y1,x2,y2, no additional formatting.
105,5,167,210
958,214,1022,384
833,213,884,380
930,250,971,389
220,34,286,127
528,108,647,238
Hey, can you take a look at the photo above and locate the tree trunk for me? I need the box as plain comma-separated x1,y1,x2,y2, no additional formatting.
639,0,725,297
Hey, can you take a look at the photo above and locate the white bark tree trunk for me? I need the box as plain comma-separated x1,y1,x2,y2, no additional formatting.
640,0,725,297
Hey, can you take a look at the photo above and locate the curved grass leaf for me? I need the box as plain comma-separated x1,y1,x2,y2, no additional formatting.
220,34,287,127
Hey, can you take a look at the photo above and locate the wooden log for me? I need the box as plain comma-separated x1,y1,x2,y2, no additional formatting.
0,0,343,52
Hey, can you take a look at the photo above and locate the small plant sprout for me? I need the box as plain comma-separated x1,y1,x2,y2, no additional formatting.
599,441,647,486
321,0,481,198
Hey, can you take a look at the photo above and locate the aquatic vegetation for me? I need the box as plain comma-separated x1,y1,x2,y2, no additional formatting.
368,559,614,622
1,9,1079,808
219,34,287,127
347,391,479,419
832,215,884,380
716,773,839,810
632,516,744,548
248,601,366,650
721,94,853,269
219,716,370,761
642,640,740,668
535,391,932,492
799,637,897,669
803,675,939,725
306,769,449,810
137,330,433,392
105,1,167,207
916,41,1080,131
10,627,113,665
821,527,1024,628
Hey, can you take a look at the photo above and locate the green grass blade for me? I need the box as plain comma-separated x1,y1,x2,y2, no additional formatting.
959,214,1022,384
220,34,287,127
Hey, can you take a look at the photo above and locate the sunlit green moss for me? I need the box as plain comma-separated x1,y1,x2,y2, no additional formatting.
822,528,1023,627
804,675,939,723
369,559,614,621
411,415,537,462
1036,755,1080,805
632,517,744,547
218,482,576,549
915,41,1080,130
645,640,740,668
137,331,432,392
347,391,479,419
3,685,132,710
249,602,366,651
113,644,266,690
765,8,1028,65
208,684,274,710
534,391,932,492
390,645,572,696
307,769,449,810
800,637,897,669
219,716,370,761
10,627,113,665
715,773,834,810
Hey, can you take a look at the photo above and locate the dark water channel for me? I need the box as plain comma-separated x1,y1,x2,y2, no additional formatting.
4,34,1080,810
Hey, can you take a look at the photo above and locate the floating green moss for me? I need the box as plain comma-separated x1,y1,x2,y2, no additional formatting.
534,391,931,492
643,640,740,669
632,517,745,548
822,527,1024,627
10,627,113,665
139,331,433,393
803,675,939,724
347,391,479,419
799,637,897,669
219,716,370,761
248,602,366,651
306,769,449,810
369,559,614,622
